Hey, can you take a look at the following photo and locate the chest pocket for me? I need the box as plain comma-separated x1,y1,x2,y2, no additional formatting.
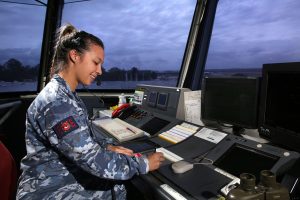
75,100,88,117
75,106,85,116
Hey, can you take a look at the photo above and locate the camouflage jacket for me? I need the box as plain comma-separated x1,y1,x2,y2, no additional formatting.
17,74,149,200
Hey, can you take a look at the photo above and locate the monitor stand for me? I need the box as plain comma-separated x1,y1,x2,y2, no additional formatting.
232,125,245,135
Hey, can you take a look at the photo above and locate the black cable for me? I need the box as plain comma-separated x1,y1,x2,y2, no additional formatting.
65,0,92,4
0,0,45,6
35,0,47,6
80,84,105,120
192,143,219,164
82,84,105,106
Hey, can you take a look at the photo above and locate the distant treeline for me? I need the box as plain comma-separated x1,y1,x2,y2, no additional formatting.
0,59,39,82
101,67,157,81
0,58,159,82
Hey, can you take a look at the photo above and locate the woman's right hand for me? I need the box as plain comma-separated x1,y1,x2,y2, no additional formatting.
147,152,165,171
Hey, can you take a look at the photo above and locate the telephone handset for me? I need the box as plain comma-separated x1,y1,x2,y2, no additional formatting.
112,104,137,119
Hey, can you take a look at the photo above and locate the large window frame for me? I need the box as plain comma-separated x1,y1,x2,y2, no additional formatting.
58,0,199,93
0,0,49,98
203,0,300,80
0,0,212,98
38,0,64,92
182,0,219,90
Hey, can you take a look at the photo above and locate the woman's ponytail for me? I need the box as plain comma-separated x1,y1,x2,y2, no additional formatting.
50,24,77,78
50,23,104,78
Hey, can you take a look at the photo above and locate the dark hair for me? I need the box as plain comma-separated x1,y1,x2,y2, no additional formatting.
50,23,104,77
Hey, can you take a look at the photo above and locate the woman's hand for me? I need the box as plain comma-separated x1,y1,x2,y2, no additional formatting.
107,145,134,156
147,152,165,171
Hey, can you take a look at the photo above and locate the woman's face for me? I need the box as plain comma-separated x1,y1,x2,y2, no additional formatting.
75,44,104,86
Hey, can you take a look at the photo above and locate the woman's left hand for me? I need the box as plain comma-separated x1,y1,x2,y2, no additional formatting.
107,145,134,156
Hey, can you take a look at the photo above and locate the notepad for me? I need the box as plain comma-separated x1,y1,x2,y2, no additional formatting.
93,118,145,142
158,123,199,144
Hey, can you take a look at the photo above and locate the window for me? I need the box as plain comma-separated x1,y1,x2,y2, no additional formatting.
62,0,196,90
205,0,300,77
0,0,47,93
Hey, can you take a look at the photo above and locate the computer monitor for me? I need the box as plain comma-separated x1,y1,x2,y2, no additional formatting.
201,77,260,133
157,93,169,110
259,62,300,152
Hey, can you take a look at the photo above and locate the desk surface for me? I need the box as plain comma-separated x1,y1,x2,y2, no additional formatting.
92,119,230,199
92,117,294,200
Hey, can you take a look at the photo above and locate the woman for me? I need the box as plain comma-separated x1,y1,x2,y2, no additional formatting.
17,24,164,200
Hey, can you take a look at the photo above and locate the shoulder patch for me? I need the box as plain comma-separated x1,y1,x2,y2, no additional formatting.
53,116,79,139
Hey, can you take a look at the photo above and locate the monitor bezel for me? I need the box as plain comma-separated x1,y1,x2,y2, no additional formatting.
203,134,300,181
201,76,260,129
214,143,280,180
259,62,300,151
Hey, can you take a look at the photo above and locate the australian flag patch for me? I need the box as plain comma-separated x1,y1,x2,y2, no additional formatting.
53,116,79,139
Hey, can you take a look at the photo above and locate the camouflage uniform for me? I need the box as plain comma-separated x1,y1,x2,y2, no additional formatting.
17,74,149,200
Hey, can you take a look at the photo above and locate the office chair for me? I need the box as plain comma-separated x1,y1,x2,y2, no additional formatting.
0,141,17,200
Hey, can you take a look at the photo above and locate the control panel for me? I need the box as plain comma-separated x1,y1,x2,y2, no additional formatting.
123,84,190,136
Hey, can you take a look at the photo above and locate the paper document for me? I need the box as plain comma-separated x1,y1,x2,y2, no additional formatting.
180,122,199,132
158,122,198,144
195,127,227,144
93,118,144,142
183,90,204,126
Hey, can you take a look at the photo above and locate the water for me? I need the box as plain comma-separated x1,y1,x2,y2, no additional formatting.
84,78,178,90
0,81,38,92
0,78,178,93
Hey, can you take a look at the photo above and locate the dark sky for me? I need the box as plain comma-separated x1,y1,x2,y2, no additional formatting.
0,0,196,71
1,0,299,71
62,0,196,71
205,0,300,69
0,0,46,66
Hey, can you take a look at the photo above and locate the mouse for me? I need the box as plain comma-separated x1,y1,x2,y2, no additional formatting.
171,160,194,174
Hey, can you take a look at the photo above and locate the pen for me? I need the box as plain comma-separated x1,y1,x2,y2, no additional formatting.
126,127,136,134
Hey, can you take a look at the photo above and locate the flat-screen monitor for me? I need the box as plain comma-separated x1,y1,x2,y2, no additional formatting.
147,91,158,107
259,62,300,152
201,77,260,132
157,93,169,110
214,144,279,182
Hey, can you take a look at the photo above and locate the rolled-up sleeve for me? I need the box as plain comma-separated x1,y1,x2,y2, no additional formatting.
36,101,148,180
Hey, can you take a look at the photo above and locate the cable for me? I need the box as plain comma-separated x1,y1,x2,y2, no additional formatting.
65,0,92,4
82,85,105,106
81,84,105,120
193,157,213,165
0,0,45,6
192,141,220,164
35,0,47,6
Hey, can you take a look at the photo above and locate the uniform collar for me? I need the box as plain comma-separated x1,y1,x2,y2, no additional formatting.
52,74,78,101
